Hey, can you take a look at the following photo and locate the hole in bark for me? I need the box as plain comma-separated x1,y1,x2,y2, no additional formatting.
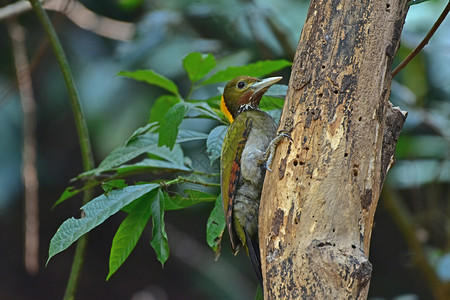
293,160,298,166
304,146,309,151
353,170,358,176
333,90,339,94
332,228,336,233
299,161,305,165
321,65,325,69
344,153,348,157
296,177,299,181
318,93,323,98
296,154,300,158
352,244,356,249
359,116,362,121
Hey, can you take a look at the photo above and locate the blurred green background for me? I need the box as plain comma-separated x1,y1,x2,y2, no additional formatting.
0,0,449,299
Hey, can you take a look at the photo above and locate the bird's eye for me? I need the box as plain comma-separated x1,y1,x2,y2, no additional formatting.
237,81,245,89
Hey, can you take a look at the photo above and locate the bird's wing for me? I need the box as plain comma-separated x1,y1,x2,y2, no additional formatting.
220,116,253,253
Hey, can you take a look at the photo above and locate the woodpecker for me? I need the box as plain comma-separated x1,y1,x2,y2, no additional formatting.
220,76,290,288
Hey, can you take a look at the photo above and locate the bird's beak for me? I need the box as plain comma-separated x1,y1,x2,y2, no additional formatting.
251,76,282,93
249,76,282,104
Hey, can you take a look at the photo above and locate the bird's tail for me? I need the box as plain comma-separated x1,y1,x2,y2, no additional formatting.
245,229,263,292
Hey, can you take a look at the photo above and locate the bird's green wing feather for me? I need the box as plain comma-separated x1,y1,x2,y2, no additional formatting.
220,115,253,253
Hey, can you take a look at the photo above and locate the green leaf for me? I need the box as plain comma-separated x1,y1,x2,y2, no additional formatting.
206,125,228,165
164,189,217,211
183,52,216,83
126,122,158,144
107,191,154,280
260,96,285,111
185,102,223,121
118,70,179,96
176,129,208,143
158,102,189,149
263,84,288,98
149,95,180,123
78,133,185,178
52,187,80,209
206,194,226,255
202,60,291,85
52,180,101,208
47,183,159,264
114,158,191,174
150,189,169,266
101,179,128,193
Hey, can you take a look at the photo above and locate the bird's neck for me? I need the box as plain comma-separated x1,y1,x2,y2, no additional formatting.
237,104,260,116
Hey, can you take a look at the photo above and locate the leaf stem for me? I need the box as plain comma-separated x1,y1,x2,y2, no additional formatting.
392,1,450,77
28,1,95,299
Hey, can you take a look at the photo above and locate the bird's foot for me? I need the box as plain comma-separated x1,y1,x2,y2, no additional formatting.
260,130,293,172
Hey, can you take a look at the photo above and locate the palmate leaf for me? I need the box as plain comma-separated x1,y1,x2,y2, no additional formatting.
118,70,180,96
107,189,155,280
183,52,216,83
47,183,159,264
202,59,291,85
150,189,169,266
206,194,226,256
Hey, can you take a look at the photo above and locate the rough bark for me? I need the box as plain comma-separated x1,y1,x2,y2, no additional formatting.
259,1,408,299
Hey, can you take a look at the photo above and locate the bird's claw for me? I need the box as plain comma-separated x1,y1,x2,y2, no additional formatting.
263,131,293,172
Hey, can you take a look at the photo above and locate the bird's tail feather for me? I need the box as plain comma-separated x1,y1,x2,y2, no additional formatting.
245,229,263,292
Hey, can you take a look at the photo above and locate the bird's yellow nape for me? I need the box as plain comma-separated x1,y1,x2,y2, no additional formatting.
220,95,234,123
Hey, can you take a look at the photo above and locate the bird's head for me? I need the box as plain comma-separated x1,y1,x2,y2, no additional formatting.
220,76,282,123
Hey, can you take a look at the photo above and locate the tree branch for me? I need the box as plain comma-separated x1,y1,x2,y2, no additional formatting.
28,0,95,298
259,1,409,298
392,1,450,77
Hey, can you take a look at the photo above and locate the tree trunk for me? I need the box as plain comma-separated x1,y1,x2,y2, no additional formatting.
259,1,408,298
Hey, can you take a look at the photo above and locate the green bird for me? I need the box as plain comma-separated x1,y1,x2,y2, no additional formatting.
220,76,290,288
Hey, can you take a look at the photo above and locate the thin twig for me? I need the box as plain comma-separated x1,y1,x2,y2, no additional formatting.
27,0,95,298
0,0,135,41
7,17,40,276
392,1,450,77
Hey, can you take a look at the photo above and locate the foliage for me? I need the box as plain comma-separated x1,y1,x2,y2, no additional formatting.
47,52,290,279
